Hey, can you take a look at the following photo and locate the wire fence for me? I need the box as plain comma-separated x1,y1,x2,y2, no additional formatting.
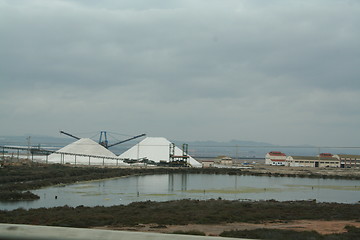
0,146,126,166
2,144,360,165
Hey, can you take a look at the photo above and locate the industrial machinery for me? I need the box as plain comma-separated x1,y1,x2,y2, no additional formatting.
59,131,80,140
60,130,146,149
169,143,190,167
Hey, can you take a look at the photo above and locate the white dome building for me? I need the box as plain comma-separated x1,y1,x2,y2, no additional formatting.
119,137,201,167
46,138,128,166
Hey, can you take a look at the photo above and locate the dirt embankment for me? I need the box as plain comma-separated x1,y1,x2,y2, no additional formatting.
246,165,360,179
96,220,360,236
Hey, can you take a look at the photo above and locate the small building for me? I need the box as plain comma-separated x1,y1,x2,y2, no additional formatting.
202,160,215,168
333,154,360,168
286,155,340,168
265,151,287,166
220,157,233,165
319,153,333,158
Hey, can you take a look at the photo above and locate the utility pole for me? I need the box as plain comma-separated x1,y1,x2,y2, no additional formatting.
26,136,31,160
236,145,239,160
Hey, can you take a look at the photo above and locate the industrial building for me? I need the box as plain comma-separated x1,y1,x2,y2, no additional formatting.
265,152,343,168
333,154,360,168
265,151,287,166
265,151,360,168
219,156,233,165
285,154,340,168
201,160,215,168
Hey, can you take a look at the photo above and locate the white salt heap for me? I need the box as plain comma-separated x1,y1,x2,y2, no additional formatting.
46,138,127,166
119,137,201,167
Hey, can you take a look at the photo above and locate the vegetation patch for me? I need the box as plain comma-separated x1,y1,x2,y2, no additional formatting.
172,230,206,236
144,193,177,197
183,187,284,194
79,192,103,197
1,199,360,228
285,184,360,191
71,185,96,189
219,226,360,240
220,228,322,239
0,191,39,201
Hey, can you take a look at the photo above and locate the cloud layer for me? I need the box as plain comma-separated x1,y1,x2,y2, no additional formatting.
1,0,360,146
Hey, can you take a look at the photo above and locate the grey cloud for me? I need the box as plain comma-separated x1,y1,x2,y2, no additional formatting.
1,0,360,145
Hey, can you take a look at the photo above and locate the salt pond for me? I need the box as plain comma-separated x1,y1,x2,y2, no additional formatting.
1,173,360,210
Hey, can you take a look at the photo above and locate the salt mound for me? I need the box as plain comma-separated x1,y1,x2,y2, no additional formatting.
119,137,201,167
47,138,127,166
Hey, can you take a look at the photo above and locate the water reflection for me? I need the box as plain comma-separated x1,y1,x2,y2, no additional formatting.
168,173,188,191
1,173,360,210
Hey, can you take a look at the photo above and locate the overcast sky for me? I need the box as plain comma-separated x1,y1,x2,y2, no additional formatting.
1,0,360,146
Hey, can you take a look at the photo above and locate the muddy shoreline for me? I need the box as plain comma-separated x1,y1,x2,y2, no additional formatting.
245,164,360,179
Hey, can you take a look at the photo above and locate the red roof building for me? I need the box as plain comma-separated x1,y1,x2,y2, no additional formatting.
265,151,287,166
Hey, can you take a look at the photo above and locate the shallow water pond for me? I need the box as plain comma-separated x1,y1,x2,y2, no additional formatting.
1,173,360,210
